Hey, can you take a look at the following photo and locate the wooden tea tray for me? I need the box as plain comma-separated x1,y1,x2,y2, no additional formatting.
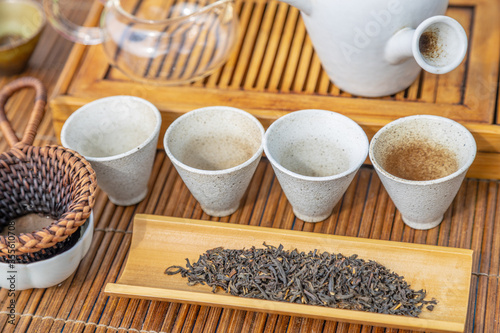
49,0,500,180
104,214,473,333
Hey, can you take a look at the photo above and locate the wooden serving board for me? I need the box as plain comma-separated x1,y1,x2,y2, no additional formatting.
49,0,500,180
104,214,473,333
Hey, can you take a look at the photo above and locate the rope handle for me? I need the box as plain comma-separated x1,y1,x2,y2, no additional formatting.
0,77,47,148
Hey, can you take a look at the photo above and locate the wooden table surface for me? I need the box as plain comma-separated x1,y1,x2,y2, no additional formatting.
0,1,499,332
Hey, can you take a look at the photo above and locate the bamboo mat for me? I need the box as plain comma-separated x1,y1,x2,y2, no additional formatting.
1,2,500,333
1,153,500,333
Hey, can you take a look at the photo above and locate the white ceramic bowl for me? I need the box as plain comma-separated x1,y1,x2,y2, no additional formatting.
0,212,94,290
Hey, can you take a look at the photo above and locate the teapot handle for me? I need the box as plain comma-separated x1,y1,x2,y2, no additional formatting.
43,0,105,45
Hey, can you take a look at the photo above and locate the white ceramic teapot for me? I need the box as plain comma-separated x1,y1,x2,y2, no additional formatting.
282,0,467,97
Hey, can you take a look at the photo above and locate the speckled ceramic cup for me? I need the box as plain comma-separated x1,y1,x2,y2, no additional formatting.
164,106,264,217
369,115,476,230
263,109,369,223
61,96,161,206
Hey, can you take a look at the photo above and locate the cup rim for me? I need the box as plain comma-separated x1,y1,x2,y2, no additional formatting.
0,0,46,52
369,115,477,185
61,95,162,162
163,106,265,175
263,109,369,181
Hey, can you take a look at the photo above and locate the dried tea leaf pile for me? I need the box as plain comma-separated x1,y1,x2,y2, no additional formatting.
165,243,437,317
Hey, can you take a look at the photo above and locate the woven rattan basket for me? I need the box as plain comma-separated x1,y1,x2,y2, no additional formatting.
0,77,97,263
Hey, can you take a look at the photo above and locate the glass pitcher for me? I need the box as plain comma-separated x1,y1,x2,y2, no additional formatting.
43,0,239,85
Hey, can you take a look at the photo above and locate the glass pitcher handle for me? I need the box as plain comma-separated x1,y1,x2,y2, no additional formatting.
43,0,105,45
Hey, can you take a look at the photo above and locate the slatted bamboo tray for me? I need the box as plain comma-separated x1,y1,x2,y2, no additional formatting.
49,0,500,179
105,214,473,333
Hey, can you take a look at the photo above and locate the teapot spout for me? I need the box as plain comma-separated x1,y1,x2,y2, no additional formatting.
385,16,468,74
279,0,312,15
